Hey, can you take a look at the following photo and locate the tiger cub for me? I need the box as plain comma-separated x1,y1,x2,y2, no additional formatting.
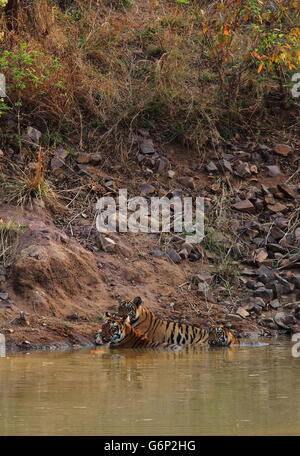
95,313,182,350
118,297,238,347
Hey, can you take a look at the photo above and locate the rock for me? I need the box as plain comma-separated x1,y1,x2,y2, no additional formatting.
253,287,274,302
190,273,212,284
274,312,290,329
177,176,195,190
218,159,233,174
167,170,176,179
178,248,189,259
254,248,268,263
206,161,218,173
274,144,292,156
165,248,181,264
294,228,300,241
76,153,101,164
231,199,254,213
51,147,68,169
265,165,281,177
267,202,287,213
181,242,194,255
269,226,285,240
234,161,251,178
258,266,274,284
260,317,278,330
0,292,9,300
151,250,165,258
270,299,281,309
288,273,300,289
278,184,298,199
236,306,250,318
98,235,116,253
139,183,156,195
156,156,169,174
140,139,155,154
26,126,42,144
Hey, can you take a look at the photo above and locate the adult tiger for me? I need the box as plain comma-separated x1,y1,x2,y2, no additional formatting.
95,313,182,350
118,297,238,347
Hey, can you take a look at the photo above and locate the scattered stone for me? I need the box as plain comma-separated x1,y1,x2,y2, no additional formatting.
265,165,281,177
26,126,42,144
151,250,165,258
232,199,254,213
278,184,298,199
168,170,176,179
260,317,277,330
140,139,155,154
206,161,218,173
269,226,285,240
274,312,290,329
294,228,300,241
76,153,101,164
156,156,169,174
139,183,156,195
51,147,68,169
253,287,274,302
190,273,212,284
236,306,250,318
218,159,233,174
165,248,181,264
177,176,195,190
0,292,9,300
254,248,268,264
270,299,281,309
258,266,274,284
178,248,189,260
274,144,292,156
97,235,116,253
234,161,251,178
267,202,287,213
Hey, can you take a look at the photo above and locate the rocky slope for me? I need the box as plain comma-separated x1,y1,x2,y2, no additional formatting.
0,127,300,350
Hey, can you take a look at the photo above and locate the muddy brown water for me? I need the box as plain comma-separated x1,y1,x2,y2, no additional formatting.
0,339,300,436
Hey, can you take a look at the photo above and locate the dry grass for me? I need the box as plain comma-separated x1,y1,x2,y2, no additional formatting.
0,0,297,154
0,147,58,208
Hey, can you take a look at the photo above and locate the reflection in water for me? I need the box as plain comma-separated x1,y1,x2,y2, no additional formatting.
0,341,299,435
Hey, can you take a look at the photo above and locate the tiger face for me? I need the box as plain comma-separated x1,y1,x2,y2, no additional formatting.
95,313,128,345
207,326,237,347
118,296,142,324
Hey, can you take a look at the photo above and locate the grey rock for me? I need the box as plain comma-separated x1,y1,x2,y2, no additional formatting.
166,248,181,264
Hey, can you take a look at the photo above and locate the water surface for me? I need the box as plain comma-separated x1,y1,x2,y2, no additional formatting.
0,340,299,435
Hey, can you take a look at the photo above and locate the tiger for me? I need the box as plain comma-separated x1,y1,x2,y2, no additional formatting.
117,297,238,347
95,313,182,350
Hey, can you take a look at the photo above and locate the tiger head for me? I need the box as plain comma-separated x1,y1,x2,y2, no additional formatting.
207,325,237,347
95,313,129,345
117,296,143,324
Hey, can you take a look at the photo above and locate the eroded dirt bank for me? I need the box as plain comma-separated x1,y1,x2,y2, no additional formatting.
1,132,300,350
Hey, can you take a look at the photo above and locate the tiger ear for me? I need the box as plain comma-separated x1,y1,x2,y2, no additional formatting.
133,297,142,307
104,311,111,320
